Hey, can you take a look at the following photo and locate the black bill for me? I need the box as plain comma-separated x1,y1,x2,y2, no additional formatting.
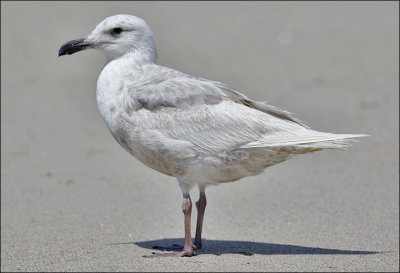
58,38,93,56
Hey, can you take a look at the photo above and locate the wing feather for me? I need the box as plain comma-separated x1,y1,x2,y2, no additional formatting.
129,65,308,127
121,65,311,156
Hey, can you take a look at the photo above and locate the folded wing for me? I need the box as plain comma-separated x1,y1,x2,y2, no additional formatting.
123,65,364,157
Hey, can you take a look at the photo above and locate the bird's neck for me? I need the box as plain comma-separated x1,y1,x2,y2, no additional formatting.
105,42,158,67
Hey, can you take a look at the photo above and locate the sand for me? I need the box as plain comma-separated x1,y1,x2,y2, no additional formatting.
1,1,398,271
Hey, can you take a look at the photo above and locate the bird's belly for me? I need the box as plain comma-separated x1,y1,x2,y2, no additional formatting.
111,129,187,177
184,148,294,184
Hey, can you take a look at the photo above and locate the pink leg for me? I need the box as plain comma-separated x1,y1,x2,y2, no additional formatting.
176,194,197,257
144,193,196,258
194,189,207,249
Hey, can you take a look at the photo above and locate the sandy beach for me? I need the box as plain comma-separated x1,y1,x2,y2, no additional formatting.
1,2,398,271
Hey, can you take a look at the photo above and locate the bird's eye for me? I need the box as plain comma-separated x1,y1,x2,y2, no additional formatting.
112,27,123,35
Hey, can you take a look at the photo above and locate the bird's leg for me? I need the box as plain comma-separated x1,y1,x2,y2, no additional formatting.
144,180,197,258
176,193,196,257
194,188,207,249
144,193,196,258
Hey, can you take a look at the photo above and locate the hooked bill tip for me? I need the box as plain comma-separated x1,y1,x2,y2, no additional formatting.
58,38,90,57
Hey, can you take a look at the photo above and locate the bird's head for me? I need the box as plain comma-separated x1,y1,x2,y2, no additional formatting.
59,14,157,63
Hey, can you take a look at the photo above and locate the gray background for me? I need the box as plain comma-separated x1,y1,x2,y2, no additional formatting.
1,1,398,272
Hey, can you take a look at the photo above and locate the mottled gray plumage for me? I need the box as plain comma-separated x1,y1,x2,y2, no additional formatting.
99,62,363,185
59,14,366,257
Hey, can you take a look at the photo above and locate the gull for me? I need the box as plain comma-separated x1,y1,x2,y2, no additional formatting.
59,14,366,257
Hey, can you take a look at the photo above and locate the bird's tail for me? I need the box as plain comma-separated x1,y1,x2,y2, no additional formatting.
241,132,368,151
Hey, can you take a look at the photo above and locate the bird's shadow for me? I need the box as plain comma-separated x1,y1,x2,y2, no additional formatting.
112,238,380,256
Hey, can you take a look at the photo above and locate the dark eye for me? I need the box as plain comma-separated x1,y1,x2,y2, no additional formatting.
112,27,123,34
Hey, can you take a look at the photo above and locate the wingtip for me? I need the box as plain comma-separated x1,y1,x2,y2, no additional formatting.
352,134,370,138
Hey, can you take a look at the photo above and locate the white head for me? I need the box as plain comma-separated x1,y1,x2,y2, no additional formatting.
59,14,158,64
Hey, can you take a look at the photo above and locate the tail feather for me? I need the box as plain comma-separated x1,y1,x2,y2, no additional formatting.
241,132,368,150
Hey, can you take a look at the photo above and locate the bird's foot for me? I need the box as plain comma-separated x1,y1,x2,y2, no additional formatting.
145,243,198,258
176,248,195,257
151,242,198,251
143,249,196,258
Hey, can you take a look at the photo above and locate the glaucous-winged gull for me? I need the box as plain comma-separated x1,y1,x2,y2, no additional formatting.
59,14,366,257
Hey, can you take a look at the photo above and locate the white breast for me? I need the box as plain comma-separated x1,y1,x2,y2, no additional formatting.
96,58,138,134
